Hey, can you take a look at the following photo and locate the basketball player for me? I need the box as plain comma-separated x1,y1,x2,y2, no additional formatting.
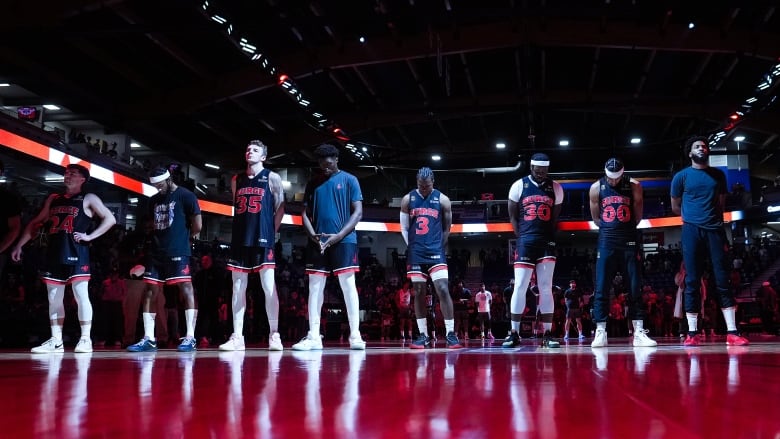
127,166,202,352
401,167,461,349
220,140,285,351
12,164,116,353
503,153,563,348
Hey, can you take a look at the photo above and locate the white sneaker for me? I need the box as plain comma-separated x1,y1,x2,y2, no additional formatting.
268,332,283,351
74,338,93,353
632,329,658,347
591,329,608,348
292,333,323,351
348,335,366,350
32,337,64,354
219,334,245,351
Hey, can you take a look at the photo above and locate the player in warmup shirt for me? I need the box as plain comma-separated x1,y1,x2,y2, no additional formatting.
503,153,563,349
12,164,116,353
670,136,749,347
127,166,202,352
293,144,366,350
220,140,285,352
401,167,461,349
589,158,657,348
474,283,494,340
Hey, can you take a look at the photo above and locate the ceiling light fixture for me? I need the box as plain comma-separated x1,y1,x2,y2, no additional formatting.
734,136,746,142
43,104,60,111
432,155,441,161
496,143,506,149
559,140,570,147
630,138,641,144
130,142,141,148
204,163,220,170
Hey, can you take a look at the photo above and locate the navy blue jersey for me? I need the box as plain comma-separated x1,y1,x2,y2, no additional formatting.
407,189,445,261
149,186,201,257
47,192,92,265
514,176,557,244
232,169,276,249
597,176,638,247
304,170,362,245
670,166,727,229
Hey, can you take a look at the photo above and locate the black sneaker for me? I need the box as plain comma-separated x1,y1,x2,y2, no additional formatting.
502,331,521,348
445,331,463,349
410,334,431,349
541,330,560,348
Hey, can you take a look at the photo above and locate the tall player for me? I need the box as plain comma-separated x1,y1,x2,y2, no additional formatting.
589,158,656,348
293,144,366,351
220,140,285,351
400,167,461,349
503,153,563,348
12,164,116,353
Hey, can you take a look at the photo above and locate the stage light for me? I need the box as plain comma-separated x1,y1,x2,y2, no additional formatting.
130,142,141,148
559,139,569,146
43,104,60,110
734,136,746,142
278,74,290,85
359,36,365,43
0,83,9,87
630,138,641,144
432,155,441,161
746,97,757,103
205,163,220,170
688,22,695,29
496,143,506,149
211,15,227,24
729,113,740,120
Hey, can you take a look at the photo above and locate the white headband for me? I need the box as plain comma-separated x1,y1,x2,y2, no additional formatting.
149,170,170,184
605,167,624,179
530,160,550,167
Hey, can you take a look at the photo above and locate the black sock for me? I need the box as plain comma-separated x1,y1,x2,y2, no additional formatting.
688,331,698,338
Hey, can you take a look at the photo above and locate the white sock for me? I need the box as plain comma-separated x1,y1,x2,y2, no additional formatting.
686,313,698,332
416,318,428,336
51,325,63,342
511,321,521,332
632,320,643,333
80,323,92,339
185,309,197,338
444,319,454,334
597,321,606,332
722,306,737,332
143,313,156,340
233,319,244,338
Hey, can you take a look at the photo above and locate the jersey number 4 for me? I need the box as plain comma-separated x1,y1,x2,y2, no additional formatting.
49,215,74,234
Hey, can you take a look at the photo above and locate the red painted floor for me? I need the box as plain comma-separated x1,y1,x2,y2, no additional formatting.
2,336,780,438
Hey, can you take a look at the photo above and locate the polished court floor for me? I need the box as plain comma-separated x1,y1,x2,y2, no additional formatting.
2,336,779,438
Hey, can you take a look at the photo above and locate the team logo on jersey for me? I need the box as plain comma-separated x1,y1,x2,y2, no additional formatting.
181,264,190,275
337,183,343,190
268,249,274,261
80,265,90,273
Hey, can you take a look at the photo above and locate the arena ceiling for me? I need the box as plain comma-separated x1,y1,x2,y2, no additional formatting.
2,0,780,184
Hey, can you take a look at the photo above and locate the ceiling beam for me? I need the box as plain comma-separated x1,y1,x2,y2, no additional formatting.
126,17,780,117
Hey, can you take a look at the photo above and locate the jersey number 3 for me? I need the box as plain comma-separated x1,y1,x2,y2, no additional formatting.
414,217,429,235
